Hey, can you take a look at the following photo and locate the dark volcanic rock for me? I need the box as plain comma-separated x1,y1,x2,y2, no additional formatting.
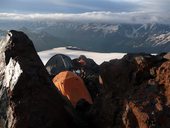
0,30,75,128
90,53,170,128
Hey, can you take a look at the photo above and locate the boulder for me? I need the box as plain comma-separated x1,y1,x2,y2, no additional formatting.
90,53,170,128
0,30,76,128
163,52,170,60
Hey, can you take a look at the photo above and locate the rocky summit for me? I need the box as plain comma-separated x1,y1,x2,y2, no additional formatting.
0,30,170,128
0,30,76,128
91,53,170,128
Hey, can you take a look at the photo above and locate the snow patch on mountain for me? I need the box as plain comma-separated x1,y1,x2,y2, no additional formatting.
80,24,119,35
148,32,170,46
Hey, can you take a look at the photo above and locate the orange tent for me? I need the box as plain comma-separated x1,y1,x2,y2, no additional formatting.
53,71,93,107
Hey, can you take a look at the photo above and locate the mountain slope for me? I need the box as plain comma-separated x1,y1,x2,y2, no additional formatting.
0,20,170,53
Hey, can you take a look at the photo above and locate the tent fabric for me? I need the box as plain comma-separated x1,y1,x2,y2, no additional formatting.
45,54,73,76
53,71,93,107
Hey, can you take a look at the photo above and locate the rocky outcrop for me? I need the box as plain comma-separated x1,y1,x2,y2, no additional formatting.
91,53,170,128
163,52,170,60
1,30,170,128
0,30,76,128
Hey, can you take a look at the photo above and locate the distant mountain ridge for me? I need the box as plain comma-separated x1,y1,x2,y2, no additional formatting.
0,21,170,53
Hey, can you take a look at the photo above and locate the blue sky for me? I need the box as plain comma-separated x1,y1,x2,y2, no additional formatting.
0,0,170,24
0,0,169,13
0,0,136,13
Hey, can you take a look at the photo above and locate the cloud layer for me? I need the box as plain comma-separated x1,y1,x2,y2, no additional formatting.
0,11,169,24
0,0,170,24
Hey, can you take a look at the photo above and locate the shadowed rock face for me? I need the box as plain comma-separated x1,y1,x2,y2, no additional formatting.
0,30,75,128
91,53,170,128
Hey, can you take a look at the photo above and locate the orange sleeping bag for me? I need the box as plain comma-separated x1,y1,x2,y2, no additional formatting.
53,71,93,107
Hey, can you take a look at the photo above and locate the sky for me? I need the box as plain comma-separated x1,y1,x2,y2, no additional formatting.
0,0,170,24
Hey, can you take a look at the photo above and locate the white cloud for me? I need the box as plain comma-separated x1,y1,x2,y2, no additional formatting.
0,11,169,24
38,47,126,65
